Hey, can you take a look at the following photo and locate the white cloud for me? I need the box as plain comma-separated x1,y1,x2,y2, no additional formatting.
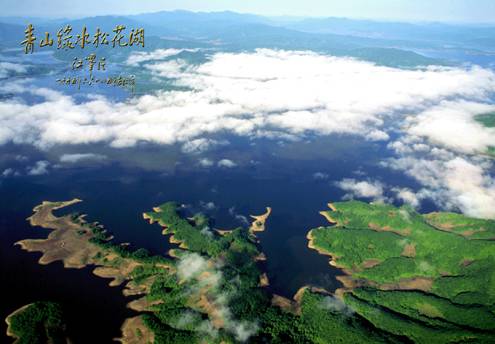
177,253,222,288
313,172,329,180
15,155,28,162
182,138,227,154
2,168,17,177
443,158,495,219
392,187,421,208
176,253,258,341
0,62,27,78
385,156,495,219
200,201,217,210
2,49,495,219
366,129,390,141
200,226,214,238
217,159,237,168
59,153,107,163
145,59,190,78
198,158,214,167
2,49,494,151
336,178,386,202
27,160,49,175
405,101,495,154
229,321,259,342
320,295,354,317
229,206,249,226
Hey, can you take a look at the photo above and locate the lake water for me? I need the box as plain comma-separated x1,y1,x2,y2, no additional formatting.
0,134,433,342
0,43,469,342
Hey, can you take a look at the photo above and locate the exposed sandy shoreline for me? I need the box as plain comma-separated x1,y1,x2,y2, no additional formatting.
18,199,173,343
116,316,155,344
249,207,272,233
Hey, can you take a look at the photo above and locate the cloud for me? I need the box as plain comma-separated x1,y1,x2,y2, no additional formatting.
145,59,190,78
366,129,390,141
200,226,214,238
229,321,259,342
2,49,494,151
313,172,329,180
200,201,217,211
336,178,386,202
2,168,17,177
59,153,107,163
320,296,354,317
443,158,495,218
176,253,258,341
15,155,28,162
392,187,422,208
198,158,214,167
182,138,227,154
2,49,495,219
405,101,495,155
228,206,249,226
125,48,199,66
177,253,212,281
384,156,495,219
217,159,237,168
26,160,49,175
398,208,412,222
0,62,27,78
199,158,237,168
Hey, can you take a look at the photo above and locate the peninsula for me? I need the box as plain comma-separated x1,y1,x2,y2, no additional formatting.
10,199,394,343
308,200,495,343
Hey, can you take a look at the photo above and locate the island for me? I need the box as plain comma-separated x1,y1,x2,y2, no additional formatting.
308,201,495,343
10,199,398,343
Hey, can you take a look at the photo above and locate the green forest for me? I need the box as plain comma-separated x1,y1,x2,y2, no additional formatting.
310,201,495,343
11,199,495,343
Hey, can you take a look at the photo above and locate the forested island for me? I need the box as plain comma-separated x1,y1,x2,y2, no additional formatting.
8,199,495,343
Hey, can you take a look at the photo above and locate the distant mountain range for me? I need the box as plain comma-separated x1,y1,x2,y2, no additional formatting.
2,10,494,66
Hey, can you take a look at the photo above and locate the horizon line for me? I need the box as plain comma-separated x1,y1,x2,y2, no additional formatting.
1,9,494,27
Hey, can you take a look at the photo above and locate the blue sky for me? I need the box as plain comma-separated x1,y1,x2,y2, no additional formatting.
1,0,495,23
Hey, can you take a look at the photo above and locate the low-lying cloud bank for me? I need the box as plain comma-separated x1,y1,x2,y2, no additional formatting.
383,155,495,219
1,48,495,218
2,49,494,151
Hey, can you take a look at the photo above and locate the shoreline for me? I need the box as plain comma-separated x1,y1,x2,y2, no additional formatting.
306,204,359,295
306,231,357,297
249,207,272,234
5,303,32,340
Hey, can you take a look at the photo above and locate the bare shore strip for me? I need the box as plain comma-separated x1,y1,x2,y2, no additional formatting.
116,316,155,344
17,200,281,343
271,285,334,315
15,199,173,344
319,202,338,225
249,207,272,233
305,202,370,297
143,204,272,254
142,204,275,330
